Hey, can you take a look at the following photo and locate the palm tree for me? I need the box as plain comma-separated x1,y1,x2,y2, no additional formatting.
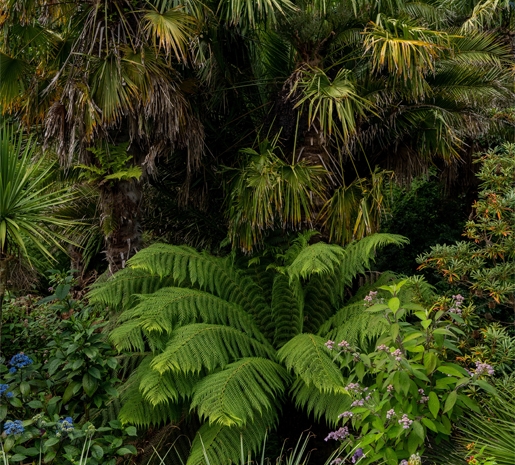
0,123,76,354
88,232,408,465
215,0,515,251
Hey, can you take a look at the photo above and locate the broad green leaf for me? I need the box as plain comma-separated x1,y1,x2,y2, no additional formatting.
443,390,457,413
388,297,400,312
428,391,440,418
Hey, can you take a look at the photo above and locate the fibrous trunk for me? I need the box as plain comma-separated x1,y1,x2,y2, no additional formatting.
99,180,142,275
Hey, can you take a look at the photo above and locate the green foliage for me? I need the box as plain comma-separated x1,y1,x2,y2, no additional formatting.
90,233,406,465
322,280,497,465
458,378,515,465
76,143,142,185
377,175,466,276
418,143,515,311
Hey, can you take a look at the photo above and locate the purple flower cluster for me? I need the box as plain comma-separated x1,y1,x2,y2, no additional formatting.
386,409,396,420
325,340,335,350
398,414,413,429
324,426,349,442
338,411,353,419
387,384,394,393
345,383,361,394
4,420,24,435
377,344,389,352
419,396,429,404
392,349,403,361
399,461,409,465
363,291,378,305
338,340,351,350
474,361,495,376
449,294,464,315
351,448,365,463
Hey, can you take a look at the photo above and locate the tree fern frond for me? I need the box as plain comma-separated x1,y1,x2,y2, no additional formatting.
110,318,147,352
277,334,346,394
285,242,346,281
290,378,351,428
271,274,304,348
303,272,341,334
186,410,278,465
119,360,185,426
191,358,288,427
339,233,409,287
125,243,273,331
137,356,199,406
118,287,267,343
151,324,275,375
88,267,174,310
321,302,389,350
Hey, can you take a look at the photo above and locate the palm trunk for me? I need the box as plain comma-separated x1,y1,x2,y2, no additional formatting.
99,179,142,275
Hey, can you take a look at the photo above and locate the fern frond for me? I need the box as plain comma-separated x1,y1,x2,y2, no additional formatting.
285,242,346,281
118,287,267,343
110,318,147,352
320,302,389,350
151,324,275,374
186,409,278,465
191,358,288,427
302,272,340,334
290,378,351,428
119,359,185,426
125,244,273,331
88,267,175,310
271,274,304,348
137,356,199,406
277,334,346,394
339,233,409,287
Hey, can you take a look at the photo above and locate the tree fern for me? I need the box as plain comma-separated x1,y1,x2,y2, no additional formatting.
277,334,347,394
191,358,288,427
104,233,408,465
151,324,275,374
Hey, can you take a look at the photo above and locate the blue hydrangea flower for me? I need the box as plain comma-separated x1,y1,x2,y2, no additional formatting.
9,367,16,374
4,420,24,435
0,384,13,398
9,353,33,369
57,417,74,433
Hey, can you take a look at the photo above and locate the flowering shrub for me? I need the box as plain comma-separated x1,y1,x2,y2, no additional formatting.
324,280,496,465
0,302,137,463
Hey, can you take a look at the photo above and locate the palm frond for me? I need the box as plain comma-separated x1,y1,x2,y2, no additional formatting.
277,333,347,394
143,7,197,62
191,358,288,427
